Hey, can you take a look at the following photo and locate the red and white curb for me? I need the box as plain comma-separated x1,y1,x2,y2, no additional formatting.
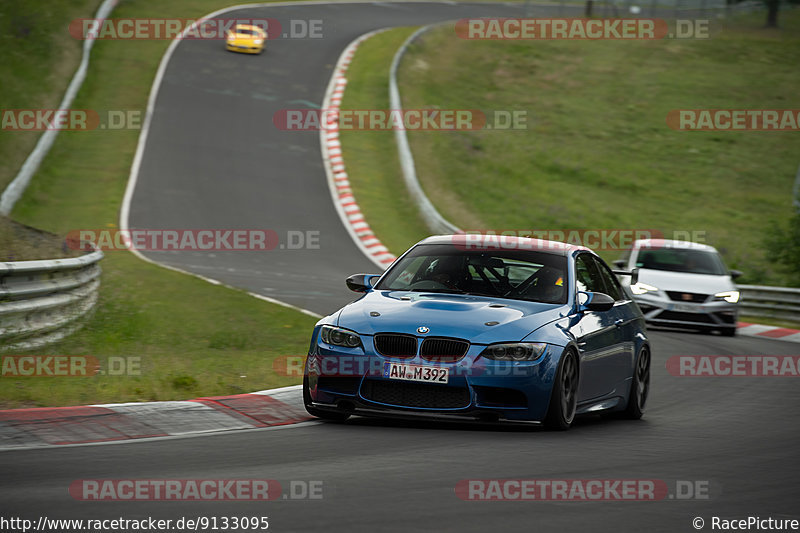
0,385,310,450
320,29,397,271
737,322,800,343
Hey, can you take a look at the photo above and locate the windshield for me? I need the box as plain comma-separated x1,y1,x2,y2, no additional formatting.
375,244,568,304
635,247,728,275
235,27,256,35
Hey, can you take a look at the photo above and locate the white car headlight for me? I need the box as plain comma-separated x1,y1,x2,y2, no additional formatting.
714,290,740,303
630,282,659,295
253,39,263,45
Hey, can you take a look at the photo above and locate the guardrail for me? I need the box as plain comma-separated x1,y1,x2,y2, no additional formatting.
0,0,117,215
0,250,103,351
739,285,800,323
389,25,460,236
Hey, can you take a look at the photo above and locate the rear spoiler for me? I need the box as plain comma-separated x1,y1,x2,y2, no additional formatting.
612,268,639,285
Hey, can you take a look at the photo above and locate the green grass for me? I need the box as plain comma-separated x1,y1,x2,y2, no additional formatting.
399,11,800,284
0,252,316,409
339,28,433,255
0,0,330,408
0,215,82,261
0,0,103,192
339,11,800,287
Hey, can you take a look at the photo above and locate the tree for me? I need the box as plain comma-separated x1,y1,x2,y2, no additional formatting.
765,0,780,28
765,212,800,287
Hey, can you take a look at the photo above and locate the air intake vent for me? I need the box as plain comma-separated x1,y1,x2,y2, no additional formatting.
666,291,709,303
360,380,470,409
374,334,417,358
420,337,469,362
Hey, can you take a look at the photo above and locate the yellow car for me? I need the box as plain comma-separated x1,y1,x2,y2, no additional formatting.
225,24,267,54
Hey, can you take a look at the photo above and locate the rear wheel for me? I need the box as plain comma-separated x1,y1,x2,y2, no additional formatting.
624,346,650,419
303,375,350,422
545,349,578,430
720,327,737,337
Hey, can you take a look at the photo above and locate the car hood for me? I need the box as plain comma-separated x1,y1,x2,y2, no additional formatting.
637,269,736,294
336,290,566,344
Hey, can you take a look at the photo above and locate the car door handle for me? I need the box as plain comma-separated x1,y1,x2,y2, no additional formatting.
614,318,625,328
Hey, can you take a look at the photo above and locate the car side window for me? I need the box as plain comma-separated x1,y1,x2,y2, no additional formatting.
593,258,624,301
575,254,605,293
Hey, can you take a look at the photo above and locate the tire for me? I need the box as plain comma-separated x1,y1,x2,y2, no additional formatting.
303,375,350,422
624,345,650,420
721,327,737,337
545,349,579,430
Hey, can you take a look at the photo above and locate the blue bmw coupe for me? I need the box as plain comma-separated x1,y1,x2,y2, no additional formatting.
303,235,650,429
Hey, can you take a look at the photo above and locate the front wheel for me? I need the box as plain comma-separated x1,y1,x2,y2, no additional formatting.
624,346,650,419
545,349,579,430
303,375,350,422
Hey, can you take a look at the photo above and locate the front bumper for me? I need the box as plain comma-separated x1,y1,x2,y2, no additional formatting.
634,294,738,330
305,348,559,423
308,399,542,425
226,42,263,54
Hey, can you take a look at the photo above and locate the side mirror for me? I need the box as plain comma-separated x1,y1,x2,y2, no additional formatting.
346,273,380,293
612,267,639,285
729,269,743,280
578,291,615,312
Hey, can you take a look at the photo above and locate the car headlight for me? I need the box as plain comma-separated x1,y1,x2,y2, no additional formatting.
253,39,263,44
714,290,740,303
481,342,547,362
630,282,659,295
319,325,361,348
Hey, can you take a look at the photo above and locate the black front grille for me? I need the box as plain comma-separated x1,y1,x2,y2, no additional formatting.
715,312,737,324
420,337,469,362
360,380,470,409
666,291,709,303
374,334,417,358
656,311,714,324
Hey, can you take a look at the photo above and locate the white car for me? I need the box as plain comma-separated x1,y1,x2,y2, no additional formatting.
615,239,741,336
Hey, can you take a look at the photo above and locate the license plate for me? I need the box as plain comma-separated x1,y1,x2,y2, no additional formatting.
384,363,449,384
671,303,701,313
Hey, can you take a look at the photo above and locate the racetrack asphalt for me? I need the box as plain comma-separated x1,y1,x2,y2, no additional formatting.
2,3,798,532
126,1,573,316
2,329,799,531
